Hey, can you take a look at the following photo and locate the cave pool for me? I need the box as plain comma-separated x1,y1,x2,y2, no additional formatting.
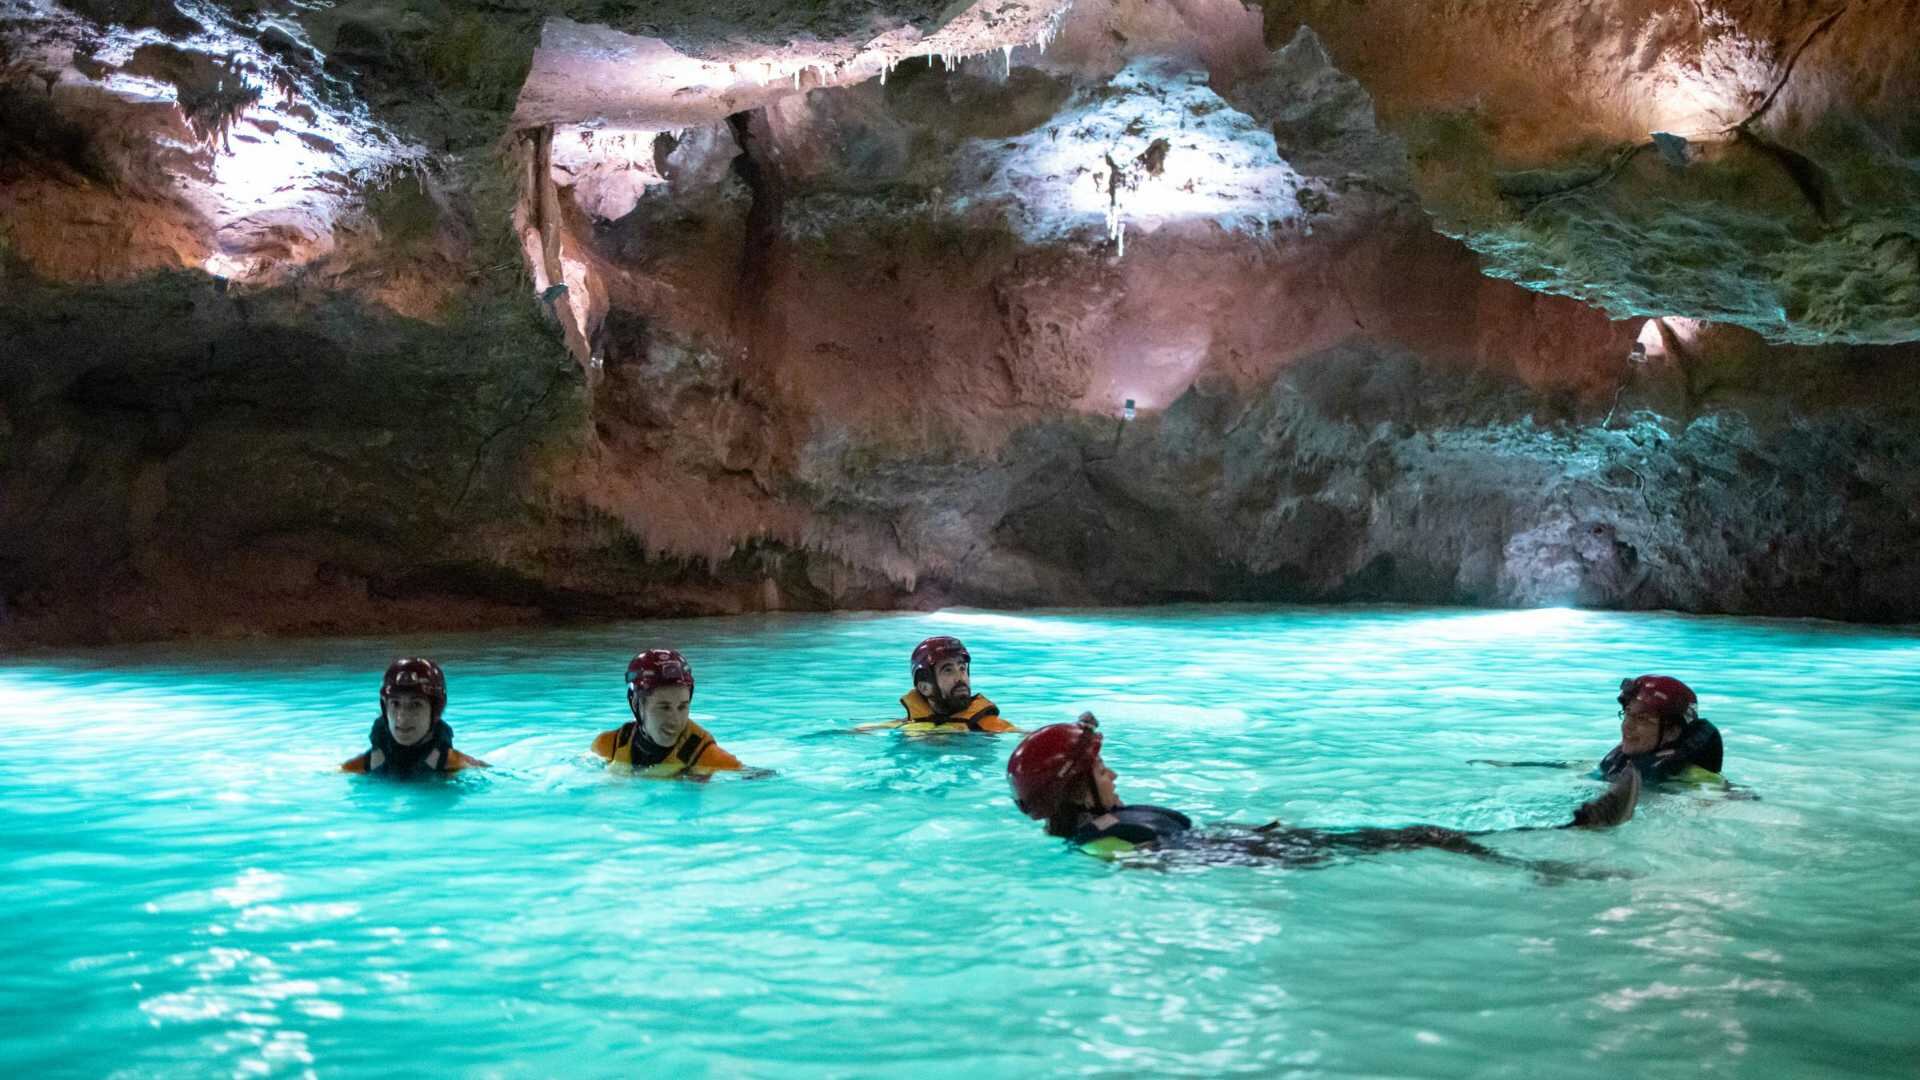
2,605,1916,1077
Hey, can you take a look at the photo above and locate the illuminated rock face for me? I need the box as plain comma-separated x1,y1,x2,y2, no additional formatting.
1258,0,1920,345
0,0,422,286
512,13,1920,623
5,0,1920,643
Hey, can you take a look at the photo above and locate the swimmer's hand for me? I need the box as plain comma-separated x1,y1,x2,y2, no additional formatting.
1568,768,1640,828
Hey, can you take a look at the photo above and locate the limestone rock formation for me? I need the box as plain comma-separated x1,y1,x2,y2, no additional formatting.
1259,0,1920,344
3,0,1920,644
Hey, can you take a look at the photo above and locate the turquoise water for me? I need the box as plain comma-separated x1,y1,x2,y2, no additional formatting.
3,605,1918,1078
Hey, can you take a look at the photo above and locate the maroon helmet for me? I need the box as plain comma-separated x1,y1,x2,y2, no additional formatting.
380,657,447,714
911,636,970,688
1006,714,1103,820
627,648,695,698
1618,675,1697,727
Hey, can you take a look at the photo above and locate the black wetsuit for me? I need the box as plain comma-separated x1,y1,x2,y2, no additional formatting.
1069,805,1194,856
1069,805,1501,864
1066,802,1627,879
1597,717,1723,782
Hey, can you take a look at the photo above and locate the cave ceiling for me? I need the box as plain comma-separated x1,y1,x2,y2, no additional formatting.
3,0,1918,343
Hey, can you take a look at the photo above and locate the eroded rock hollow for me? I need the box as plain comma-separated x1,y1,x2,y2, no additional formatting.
3,0,1919,644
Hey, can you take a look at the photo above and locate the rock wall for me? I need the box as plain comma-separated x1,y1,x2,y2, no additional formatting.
1258,0,1920,344
4,0,1920,646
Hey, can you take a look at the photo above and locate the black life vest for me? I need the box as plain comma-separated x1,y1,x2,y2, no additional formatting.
357,716,456,777
1070,805,1194,858
1598,717,1724,781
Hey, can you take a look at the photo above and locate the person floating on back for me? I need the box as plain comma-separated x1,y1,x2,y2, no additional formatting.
1007,714,1637,864
1471,674,1726,786
857,636,1019,734
591,648,743,777
342,658,488,776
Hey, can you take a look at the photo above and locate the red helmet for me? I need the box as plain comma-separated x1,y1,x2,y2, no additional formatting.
1007,714,1102,820
1618,675,1696,724
911,635,970,687
381,657,446,711
627,648,695,697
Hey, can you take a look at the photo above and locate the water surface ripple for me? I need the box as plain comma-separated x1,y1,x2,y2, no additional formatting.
2,606,1917,1077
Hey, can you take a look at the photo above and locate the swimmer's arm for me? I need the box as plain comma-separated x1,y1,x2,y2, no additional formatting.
695,743,743,771
340,752,371,773
1466,759,1583,769
848,720,906,733
446,749,490,771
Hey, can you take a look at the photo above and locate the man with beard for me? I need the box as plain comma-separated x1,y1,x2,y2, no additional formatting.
342,657,489,776
858,636,1020,735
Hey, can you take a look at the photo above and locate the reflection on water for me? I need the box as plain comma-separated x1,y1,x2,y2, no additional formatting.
3,605,1920,1077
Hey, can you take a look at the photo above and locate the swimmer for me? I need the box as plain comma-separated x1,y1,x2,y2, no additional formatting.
590,648,744,777
342,658,489,776
1008,714,1638,864
856,636,1019,734
1601,675,1724,782
1471,675,1726,785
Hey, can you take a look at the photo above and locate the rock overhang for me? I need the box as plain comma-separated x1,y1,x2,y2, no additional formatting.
2,0,425,281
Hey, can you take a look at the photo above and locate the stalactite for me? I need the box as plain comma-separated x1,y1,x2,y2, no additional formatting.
528,124,594,376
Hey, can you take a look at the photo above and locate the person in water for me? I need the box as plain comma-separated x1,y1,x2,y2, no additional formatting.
1472,675,1725,785
342,657,489,776
590,648,743,777
1007,714,1639,863
857,636,1019,734
1600,675,1723,782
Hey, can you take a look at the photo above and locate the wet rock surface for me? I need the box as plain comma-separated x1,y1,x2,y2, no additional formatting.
4,0,1920,645
1258,0,1920,344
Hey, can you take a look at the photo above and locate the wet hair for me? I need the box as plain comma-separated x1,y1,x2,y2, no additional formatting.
1040,773,1107,838
1044,806,1090,839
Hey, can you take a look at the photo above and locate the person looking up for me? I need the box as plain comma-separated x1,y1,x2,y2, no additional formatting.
1008,714,1638,864
858,636,1018,734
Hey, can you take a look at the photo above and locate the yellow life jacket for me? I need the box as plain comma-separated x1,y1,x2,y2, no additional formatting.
1670,764,1727,787
592,721,742,776
889,691,1017,734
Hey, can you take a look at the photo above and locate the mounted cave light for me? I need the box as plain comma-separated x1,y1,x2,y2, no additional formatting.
1122,398,1137,421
